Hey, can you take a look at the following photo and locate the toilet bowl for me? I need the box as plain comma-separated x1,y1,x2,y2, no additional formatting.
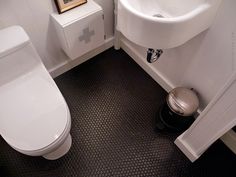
0,26,72,160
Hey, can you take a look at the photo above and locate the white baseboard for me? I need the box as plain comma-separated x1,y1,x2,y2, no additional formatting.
221,129,236,154
49,37,114,78
120,38,175,92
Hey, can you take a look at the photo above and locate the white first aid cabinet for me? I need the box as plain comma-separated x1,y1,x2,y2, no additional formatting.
51,0,105,59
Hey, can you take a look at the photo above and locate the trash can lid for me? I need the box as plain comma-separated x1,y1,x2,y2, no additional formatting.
167,87,199,116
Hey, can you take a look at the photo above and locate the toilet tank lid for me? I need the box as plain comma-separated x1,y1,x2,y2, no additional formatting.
0,26,30,58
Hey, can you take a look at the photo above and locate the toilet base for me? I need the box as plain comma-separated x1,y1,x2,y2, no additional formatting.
43,134,72,160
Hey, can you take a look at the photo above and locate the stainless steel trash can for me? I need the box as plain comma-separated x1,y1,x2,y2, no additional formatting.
156,87,199,132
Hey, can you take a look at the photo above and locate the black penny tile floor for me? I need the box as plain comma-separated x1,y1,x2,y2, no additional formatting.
0,48,236,177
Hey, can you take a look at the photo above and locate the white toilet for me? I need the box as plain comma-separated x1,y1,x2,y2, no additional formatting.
0,26,72,160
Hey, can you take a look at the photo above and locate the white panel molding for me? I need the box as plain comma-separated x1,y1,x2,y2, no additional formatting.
49,37,114,78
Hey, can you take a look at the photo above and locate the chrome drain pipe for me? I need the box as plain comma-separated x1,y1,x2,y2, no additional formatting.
147,48,163,63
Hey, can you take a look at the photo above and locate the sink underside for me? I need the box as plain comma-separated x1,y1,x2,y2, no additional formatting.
117,0,222,49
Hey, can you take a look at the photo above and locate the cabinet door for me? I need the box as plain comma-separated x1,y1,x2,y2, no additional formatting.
64,11,105,59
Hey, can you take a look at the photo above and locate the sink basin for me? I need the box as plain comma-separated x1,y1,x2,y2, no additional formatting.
117,0,222,49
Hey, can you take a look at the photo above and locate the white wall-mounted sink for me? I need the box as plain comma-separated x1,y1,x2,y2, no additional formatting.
117,0,222,49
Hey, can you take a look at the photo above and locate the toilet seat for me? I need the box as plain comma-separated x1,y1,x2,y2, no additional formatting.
0,65,70,153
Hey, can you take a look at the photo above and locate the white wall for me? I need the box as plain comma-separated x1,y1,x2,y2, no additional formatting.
0,0,114,71
180,0,236,107
120,0,236,109
1,0,235,110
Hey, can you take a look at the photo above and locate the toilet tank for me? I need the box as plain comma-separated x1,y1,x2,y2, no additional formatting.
0,26,42,86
